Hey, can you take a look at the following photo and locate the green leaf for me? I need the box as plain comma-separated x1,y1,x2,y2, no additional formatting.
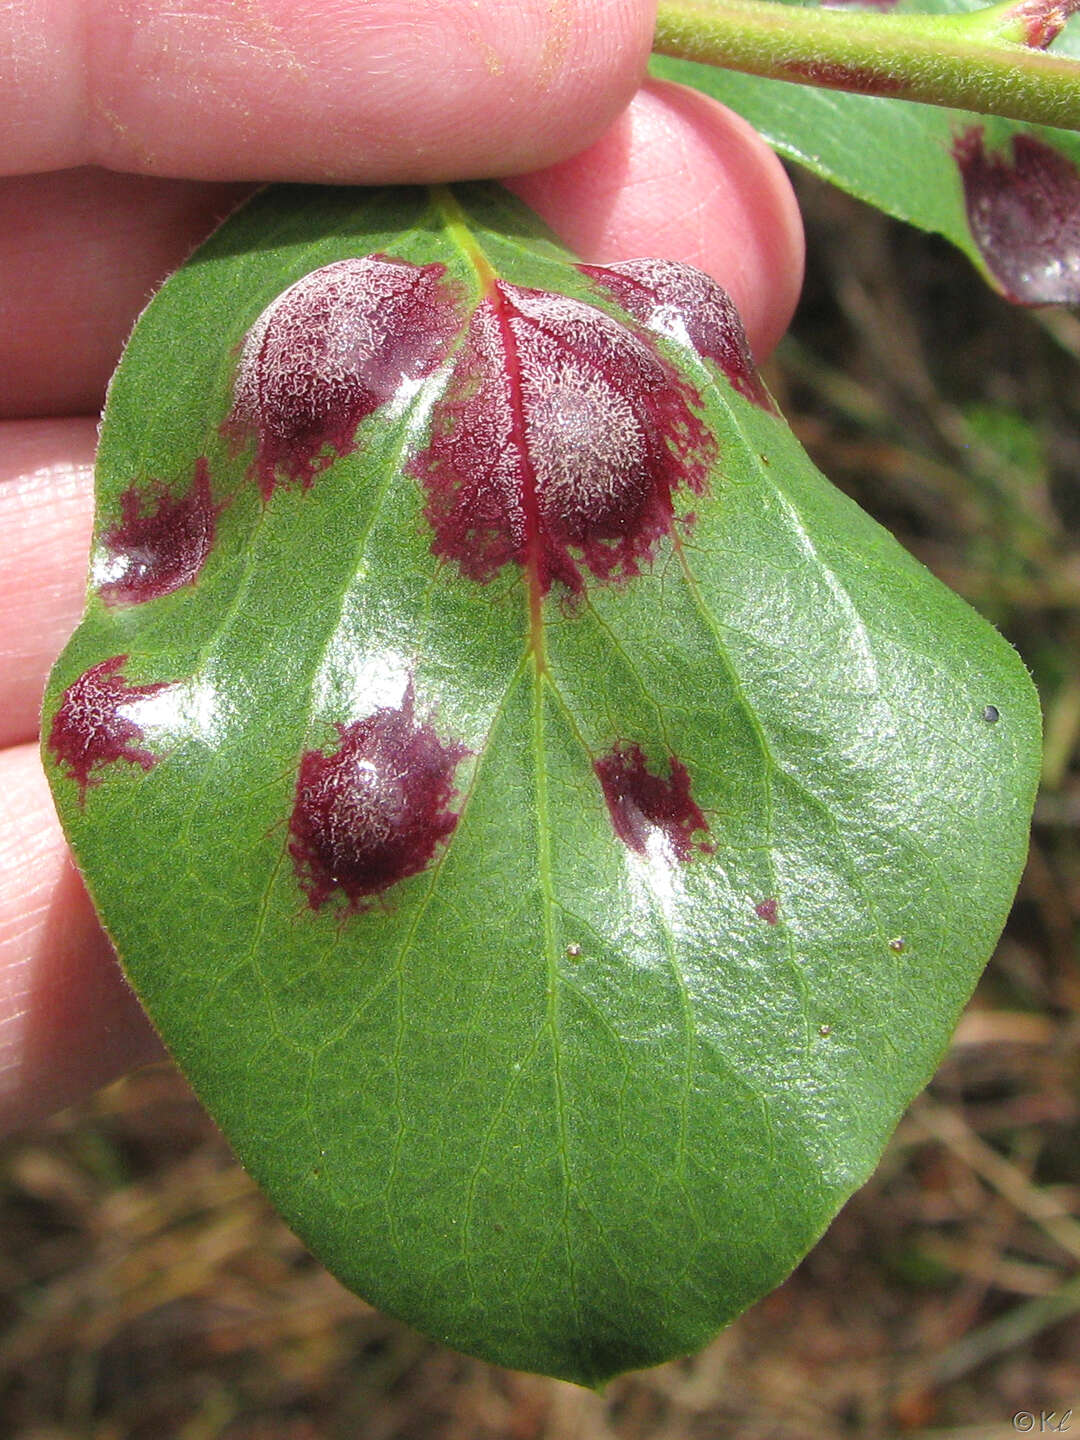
43,183,1041,1383
651,0,1080,304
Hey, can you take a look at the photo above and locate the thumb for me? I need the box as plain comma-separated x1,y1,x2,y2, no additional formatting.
5,0,657,181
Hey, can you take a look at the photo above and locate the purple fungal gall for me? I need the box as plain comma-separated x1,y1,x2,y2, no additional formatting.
594,743,711,862
100,457,217,605
579,257,771,409
413,280,715,595
1003,0,1080,48
954,127,1080,305
289,685,468,912
227,254,461,497
48,656,171,802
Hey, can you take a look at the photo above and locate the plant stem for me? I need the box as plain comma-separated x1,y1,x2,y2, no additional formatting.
653,0,1080,131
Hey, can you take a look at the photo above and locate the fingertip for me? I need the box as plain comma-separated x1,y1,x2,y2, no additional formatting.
0,747,164,1134
0,170,250,417
69,0,656,182
508,79,805,363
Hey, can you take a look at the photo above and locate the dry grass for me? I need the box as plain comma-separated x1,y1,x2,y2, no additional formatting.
2,176,1078,1439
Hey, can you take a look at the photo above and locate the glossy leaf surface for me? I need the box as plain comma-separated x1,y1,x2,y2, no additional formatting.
652,3,1080,303
43,183,1041,1383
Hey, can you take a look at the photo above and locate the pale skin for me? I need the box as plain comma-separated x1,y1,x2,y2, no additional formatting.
0,0,804,1133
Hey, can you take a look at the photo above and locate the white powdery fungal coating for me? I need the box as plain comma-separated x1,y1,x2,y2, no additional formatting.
434,300,528,549
505,287,666,531
604,258,739,338
520,359,647,529
581,256,772,409
332,760,396,848
233,257,422,436
461,302,526,548
415,277,716,592
228,253,461,499
507,287,666,394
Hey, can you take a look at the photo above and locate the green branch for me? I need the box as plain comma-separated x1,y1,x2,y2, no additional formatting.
653,0,1080,131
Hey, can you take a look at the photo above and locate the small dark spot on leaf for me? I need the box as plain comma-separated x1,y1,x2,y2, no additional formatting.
565,942,582,958
819,1023,833,1038
48,655,173,803
953,127,1080,305
100,457,218,605
594,744,711,862
889,936,906,953
289,683,468,912
755,898,780,925
983,704,1000,723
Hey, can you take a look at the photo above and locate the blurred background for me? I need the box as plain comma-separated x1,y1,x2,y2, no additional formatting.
2,172,1078,1440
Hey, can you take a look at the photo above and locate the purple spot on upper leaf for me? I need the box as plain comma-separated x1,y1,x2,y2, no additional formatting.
99,457,217,605
413,281,715,595
289,684,468,912
954,127,1080,304
755,898,779,925
579,257,771,409
594,743,711,862
1003,0,1080,48
48,655,172,803
226,255,462,497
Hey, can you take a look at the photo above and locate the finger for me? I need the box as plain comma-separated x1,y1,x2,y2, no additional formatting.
0,171,250,418
0,743,164,1136
2,91,802,419
0,421,96,750
509,79,805,362
4,0,654,181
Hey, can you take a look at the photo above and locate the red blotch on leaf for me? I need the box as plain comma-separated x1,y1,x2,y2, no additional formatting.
594,743,711,862
579,257,772,409
1004,0,1080,48
226,255,462,497
413,281,715,595
48,656,171,802
954,126,1080,304
289,685,468,912
100,457,217,605
755,898,779,925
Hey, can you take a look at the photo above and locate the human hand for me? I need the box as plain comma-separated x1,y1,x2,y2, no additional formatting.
0,0,804,1132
